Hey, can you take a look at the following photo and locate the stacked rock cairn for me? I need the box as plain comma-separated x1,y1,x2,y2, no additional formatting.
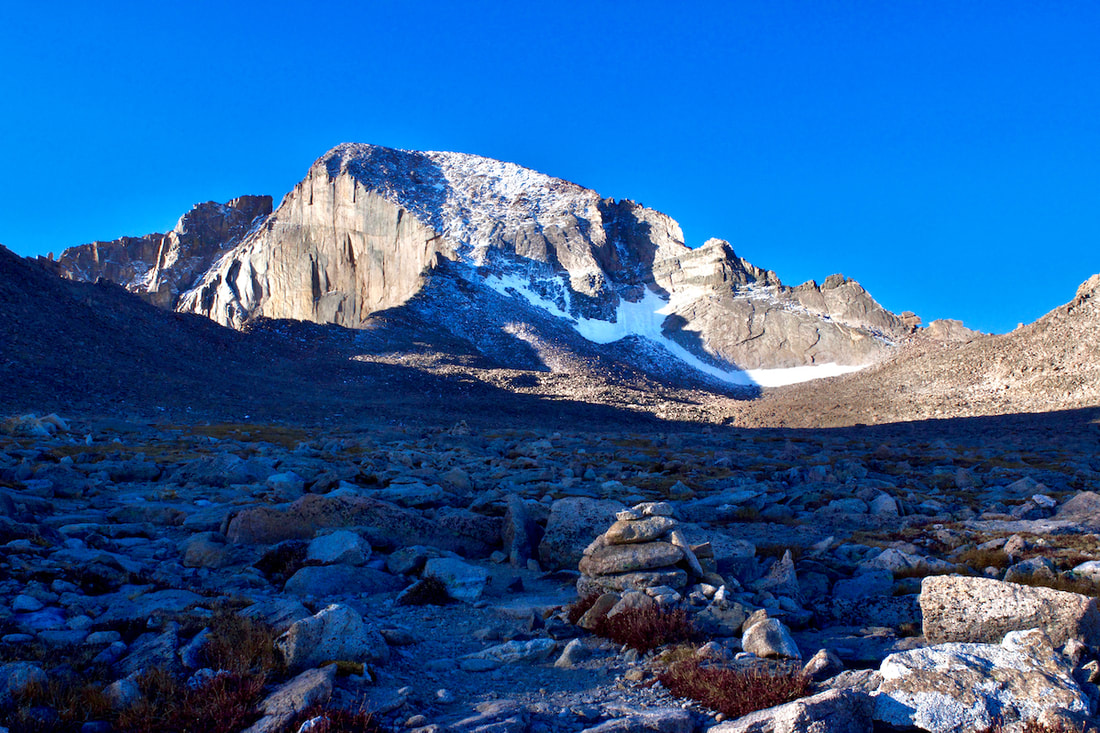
574,501,804,662
578,501,721,602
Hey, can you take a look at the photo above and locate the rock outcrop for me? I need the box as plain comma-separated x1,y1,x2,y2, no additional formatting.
920,575,1100,648
756,272,1100,425
55,196,272,308
164,144,909,379
873,629,1091,733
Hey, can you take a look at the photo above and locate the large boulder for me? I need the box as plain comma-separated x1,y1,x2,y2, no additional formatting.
873,629,1090,733
920,575,1100,648
538,498,623,571
275,603,388,672
422,557,490,602
708,688,873,733
282,565,404,598
243,664,335,733
227,495,494,556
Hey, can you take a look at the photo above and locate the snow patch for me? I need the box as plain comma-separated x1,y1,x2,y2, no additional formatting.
485,274,866,387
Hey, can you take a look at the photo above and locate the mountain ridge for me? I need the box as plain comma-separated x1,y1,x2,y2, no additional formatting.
57,143,916,388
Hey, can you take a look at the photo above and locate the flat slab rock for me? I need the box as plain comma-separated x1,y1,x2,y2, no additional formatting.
920,574,1100,648
873,629,1090,733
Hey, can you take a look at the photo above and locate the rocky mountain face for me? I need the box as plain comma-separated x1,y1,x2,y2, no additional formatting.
751,273,1100,426
55,196,272,308
78,143,910,385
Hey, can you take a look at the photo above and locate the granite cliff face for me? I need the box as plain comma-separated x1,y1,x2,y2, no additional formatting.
56,196,272,308
55,144,914,385
171,144,910,382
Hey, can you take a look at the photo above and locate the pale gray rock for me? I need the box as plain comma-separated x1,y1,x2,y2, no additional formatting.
169,453,266,487
603,516,677,545
179,531,230,568
56,195,272,309
96,589,205,625
1073,560,1100,582
226,494,493,556
708,688,872,733
375,481,446,507
823,594,921,628
104,677,140,710
921,575,1100,648
832,570,893,601
802,648,846,682
539,498,624,570
578,569,689,595
1003,556,1058,584
606,590,657,619
120,624,181,676
283,564,403,598
743,618,801,660
578,593,621,631
869,494,899,517
423,557,490,602
462,638,557,668
554,638,591,668
306,529,371,565
502,494,536,566
859,548,953,576
579,542,684,577
584,708,693,733
873,629,1090,733
276,603,388,671
694,599,751,637
244,665,336,733
752,550,801,600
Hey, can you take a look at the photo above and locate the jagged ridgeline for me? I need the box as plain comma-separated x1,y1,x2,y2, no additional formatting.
56,144,915,387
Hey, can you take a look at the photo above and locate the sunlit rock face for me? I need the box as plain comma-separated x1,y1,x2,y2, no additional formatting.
68,143,916,382
56,195,272,309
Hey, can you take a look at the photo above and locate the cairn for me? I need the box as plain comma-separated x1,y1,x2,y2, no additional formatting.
577,501,719,597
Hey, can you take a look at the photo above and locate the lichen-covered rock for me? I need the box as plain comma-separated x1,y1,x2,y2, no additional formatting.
539,498,624,571
603,516,677,544
742,617,801,660
423,557,490,602
873,629,1090,733
579,542,684,576
243,665,336,733
920,575,1100,648
708,688,873,733
276,603,388,671
578,569,689,596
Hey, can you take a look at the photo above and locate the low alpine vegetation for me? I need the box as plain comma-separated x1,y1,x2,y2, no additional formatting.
657,659,811,719
596,605,696,654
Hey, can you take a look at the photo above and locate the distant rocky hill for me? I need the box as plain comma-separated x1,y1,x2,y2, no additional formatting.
56,144,915,388
748,274,1100,426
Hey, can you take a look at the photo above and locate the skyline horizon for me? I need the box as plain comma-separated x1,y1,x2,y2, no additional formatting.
3,2,1098,335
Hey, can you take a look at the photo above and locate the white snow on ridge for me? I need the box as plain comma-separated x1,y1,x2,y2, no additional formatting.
484,274,866,388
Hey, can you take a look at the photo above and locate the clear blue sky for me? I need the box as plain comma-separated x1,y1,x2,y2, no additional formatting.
2,1,1098,334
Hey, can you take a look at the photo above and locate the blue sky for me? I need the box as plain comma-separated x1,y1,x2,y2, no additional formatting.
2,1,1098,334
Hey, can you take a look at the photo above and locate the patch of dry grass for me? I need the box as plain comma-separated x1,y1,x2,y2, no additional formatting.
657,660,811,719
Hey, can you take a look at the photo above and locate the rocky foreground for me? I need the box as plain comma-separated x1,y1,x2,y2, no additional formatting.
2,409,1100,732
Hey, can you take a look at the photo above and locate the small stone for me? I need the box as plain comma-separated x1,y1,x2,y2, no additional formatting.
742,618,801,660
